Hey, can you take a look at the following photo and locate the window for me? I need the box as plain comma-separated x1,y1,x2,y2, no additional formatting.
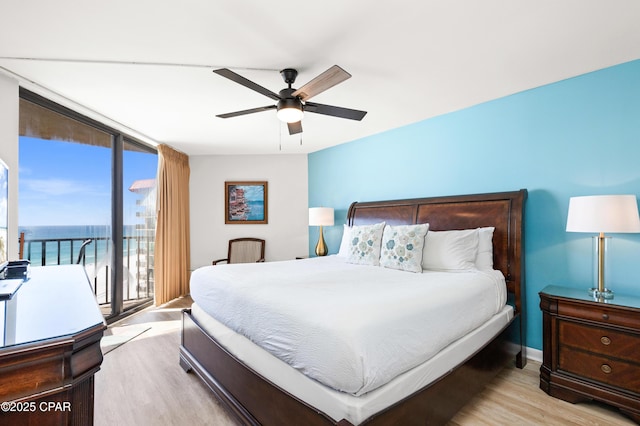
18,89,157,320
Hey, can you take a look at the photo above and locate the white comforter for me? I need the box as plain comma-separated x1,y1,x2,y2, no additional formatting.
189,256,506,396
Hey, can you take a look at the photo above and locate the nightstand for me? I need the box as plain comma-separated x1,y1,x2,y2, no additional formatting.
539,285,640,422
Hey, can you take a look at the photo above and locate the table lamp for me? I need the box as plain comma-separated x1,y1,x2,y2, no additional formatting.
309,207,334,256
566,195,640,299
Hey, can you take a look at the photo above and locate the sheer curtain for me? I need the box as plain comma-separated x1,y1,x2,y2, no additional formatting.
155,144,190,305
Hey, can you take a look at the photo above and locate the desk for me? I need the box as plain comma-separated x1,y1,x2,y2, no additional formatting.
0,265,106,425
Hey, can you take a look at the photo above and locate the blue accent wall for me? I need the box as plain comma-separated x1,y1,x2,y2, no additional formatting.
308,59,640,351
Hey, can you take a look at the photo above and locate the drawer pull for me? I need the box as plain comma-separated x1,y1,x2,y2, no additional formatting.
602,313,609,320
601,364,612,374
600,336,611,345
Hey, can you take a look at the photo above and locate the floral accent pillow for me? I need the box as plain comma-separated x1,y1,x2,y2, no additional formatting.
346,222,386,266
380,223,429,273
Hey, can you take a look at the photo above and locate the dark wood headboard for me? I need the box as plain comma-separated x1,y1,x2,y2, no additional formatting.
347,189,527,316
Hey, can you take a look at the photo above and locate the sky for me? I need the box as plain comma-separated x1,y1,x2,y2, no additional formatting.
234,184,264,202
19,137,157,227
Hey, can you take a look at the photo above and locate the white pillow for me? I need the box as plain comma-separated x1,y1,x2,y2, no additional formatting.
475,227,495,270
422,228,479,271
346,222,386,266
380,223,429,273
337,224,352,258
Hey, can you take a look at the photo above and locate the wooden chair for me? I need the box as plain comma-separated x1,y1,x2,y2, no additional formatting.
212,238,265,265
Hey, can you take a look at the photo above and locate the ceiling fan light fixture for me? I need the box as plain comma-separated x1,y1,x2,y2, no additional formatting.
277,98,304,123
213,66,367,135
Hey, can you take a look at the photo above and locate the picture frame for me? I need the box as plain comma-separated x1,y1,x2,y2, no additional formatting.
224,181,268,225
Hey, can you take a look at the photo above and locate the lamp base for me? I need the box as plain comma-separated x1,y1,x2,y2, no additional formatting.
588,287,614,300
315,225,328,257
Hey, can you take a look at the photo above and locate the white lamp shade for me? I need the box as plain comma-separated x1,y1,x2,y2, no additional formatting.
566,195,640,233
309,207,334,226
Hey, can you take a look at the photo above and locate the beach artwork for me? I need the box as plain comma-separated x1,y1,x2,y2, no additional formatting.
225,181,268,224
0,160,7,263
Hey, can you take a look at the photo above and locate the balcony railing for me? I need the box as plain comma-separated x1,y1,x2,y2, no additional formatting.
19,234,154,307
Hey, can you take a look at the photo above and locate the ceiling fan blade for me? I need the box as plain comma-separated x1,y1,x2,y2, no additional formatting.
216,105,276,119
304,102,367,121
213,68,281,101
292,65,351,101
287,121,303,135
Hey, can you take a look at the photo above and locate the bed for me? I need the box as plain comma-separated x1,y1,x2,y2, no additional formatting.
180,189,527,425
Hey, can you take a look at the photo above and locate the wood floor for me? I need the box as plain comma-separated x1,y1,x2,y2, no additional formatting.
95,296,636,426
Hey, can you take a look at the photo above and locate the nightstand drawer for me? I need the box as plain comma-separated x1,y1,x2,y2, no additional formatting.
559,321,639,362
559,346,640,393
558,300,640,329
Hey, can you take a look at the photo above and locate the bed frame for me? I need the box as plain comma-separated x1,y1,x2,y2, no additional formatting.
180,189,527,425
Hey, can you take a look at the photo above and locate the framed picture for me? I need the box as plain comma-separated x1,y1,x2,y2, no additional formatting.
224,181,268,224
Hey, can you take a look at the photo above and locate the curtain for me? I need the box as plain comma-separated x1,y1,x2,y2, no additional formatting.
155,144,191,305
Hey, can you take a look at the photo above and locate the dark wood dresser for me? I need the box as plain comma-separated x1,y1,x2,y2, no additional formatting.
0,265,106,425
539,285,640,422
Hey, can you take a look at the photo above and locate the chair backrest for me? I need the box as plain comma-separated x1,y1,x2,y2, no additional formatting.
228,238,265,264
76,238,93,264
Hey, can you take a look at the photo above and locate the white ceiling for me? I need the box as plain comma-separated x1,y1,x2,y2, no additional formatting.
1,1,639,156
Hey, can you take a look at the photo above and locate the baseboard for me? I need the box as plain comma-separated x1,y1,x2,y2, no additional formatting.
526,346,543,363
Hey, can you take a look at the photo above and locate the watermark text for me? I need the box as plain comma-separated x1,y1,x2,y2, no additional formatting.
1,401,72,413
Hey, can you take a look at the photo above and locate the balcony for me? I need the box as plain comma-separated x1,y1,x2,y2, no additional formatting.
19,234,154,315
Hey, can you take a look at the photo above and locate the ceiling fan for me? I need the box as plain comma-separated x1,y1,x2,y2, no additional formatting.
213,65,367,135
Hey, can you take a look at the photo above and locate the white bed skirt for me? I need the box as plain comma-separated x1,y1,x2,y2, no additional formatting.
191,302,513,425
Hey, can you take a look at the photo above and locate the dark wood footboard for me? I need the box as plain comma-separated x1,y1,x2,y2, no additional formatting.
181,308,520,426
180,308,338,426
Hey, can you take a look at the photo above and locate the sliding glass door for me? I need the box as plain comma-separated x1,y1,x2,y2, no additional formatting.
122,140,157,311
18,90,157,320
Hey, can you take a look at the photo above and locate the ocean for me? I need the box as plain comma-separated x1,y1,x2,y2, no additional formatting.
246,200,265,221
19,225,144,266
20,225,113,240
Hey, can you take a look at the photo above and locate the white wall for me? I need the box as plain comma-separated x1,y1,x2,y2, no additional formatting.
189,154,309,269
0,73,19,259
